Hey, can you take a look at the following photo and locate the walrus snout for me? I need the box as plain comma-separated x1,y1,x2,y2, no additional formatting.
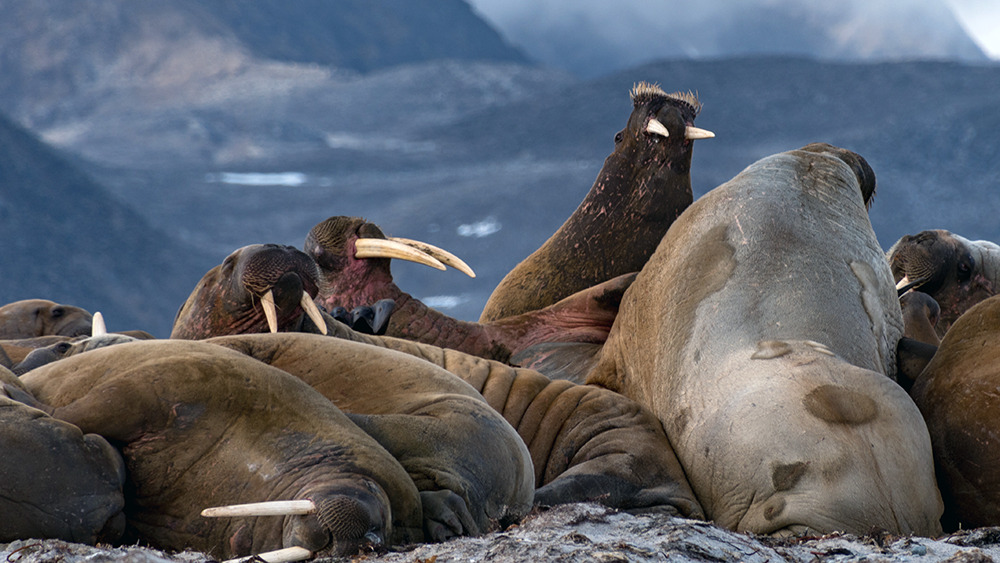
284,480,390,557
797,143,877,205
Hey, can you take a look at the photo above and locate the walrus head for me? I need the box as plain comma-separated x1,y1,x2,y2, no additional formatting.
305,216,474,313
0,299,94,340
796,142,877,207
623,82,712,177
888,230,997,336
171,244,328,339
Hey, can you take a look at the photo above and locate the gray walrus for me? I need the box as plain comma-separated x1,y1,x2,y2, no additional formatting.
304,215,630,365
911,294,1000,531
0,367,126,544
479,83,714,322
0,299,92,339
888,230,1000,338
19,339,433,559
588,143,942,536
208,332,702,520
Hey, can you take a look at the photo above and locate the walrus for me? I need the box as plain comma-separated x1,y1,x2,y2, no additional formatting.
171,248,698,518
19,339,430,559
0,299,93,339
0,366,126,544
304,216,631,365
888,230,999,338
479,82,714,322
911,294,1000,531
588,143,942,536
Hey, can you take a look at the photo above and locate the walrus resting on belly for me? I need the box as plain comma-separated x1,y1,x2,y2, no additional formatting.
19,339,427,559
589,143,942,536
0,367,126,544
911,294,1000,531
480,83,713,322
0,299,93,339
236,332,704,519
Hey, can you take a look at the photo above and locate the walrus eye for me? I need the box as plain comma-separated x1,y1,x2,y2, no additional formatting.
958,260,973,281
614,131,623,143
50,307,64,318
55,342,71,354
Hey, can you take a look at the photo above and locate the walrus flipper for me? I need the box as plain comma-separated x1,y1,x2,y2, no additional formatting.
510,342,603,384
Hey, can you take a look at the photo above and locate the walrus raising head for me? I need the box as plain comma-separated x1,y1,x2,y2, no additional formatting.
171,244,329,339
479,82,714,322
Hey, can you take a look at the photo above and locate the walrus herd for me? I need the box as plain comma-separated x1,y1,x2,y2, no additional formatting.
4,82,1000,559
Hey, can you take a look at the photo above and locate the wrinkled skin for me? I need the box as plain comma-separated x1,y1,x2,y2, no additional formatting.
480,84,705,322
172,244,324,339
305,216,630,366
0,299,92,339
911,294,1000,531
589,144,942,536
888,230,1000,338
20,340,424,559
282,331,704,519
207,333,535,539
0,367,126,544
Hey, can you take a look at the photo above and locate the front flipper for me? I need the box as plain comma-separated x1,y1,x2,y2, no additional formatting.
419,489,479,542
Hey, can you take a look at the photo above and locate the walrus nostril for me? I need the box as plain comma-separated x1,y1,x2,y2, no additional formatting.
315,495,378,541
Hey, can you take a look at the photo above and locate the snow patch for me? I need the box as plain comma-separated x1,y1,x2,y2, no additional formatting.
422,295,471,310
206,172,307,186
457,217,501,238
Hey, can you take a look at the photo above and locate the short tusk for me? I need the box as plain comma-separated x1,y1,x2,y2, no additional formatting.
222,546,313,563
355,238,445,271
646,118,669,138
389,237,476,278
300,295,328,336
201,499,317,518
260,290,279,334
92,312,107,337
685,126,715,140
895,276,912,291
896,275,926,297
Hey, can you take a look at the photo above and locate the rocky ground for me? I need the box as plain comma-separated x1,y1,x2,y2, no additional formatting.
4,504,999,563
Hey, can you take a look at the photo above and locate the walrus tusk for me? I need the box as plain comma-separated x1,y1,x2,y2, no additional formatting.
201,499,317,517
222,546,313,563
389,237,476,278
260,290,279,334
91,312,107,337
685,126,715,140
300,295,328,335
646,118,670,138
355,238,446,271
896,276,926,296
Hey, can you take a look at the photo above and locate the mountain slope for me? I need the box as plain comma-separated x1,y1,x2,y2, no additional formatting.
0,112,215,336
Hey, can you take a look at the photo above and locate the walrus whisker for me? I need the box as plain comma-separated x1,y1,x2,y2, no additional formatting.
388,237,476,278
645,118,670,138
260,290,279,334
91,311,107,337
221,546,313,563
354,238,446,271
300,295,328,335
201,499,317,517
685,126,715,140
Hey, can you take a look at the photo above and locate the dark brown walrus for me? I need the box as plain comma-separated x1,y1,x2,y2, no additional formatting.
479,82,714,322
304,216,631,364
911,294,1000,531
887,230,1000,339
19,339,431,559
0,367,126,544
171,242,701,519
209,332,703,520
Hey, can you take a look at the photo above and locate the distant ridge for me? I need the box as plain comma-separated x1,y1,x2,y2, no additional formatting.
0,111,215,337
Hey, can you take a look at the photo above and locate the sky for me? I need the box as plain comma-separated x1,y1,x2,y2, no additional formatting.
466,0,1000,77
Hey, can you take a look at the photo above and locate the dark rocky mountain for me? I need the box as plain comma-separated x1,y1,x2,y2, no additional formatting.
0,112,213,336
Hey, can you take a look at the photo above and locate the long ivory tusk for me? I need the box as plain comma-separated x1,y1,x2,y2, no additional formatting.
92,312,107,337
222,546,313,563
260,290,279,334
646,118,669,138
300,294,328,335
389,237,476,278
355,238,445,271
685,126,715,140
201,499,317,518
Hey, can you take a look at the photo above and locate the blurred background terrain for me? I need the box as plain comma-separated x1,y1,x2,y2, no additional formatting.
0,0,997,336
